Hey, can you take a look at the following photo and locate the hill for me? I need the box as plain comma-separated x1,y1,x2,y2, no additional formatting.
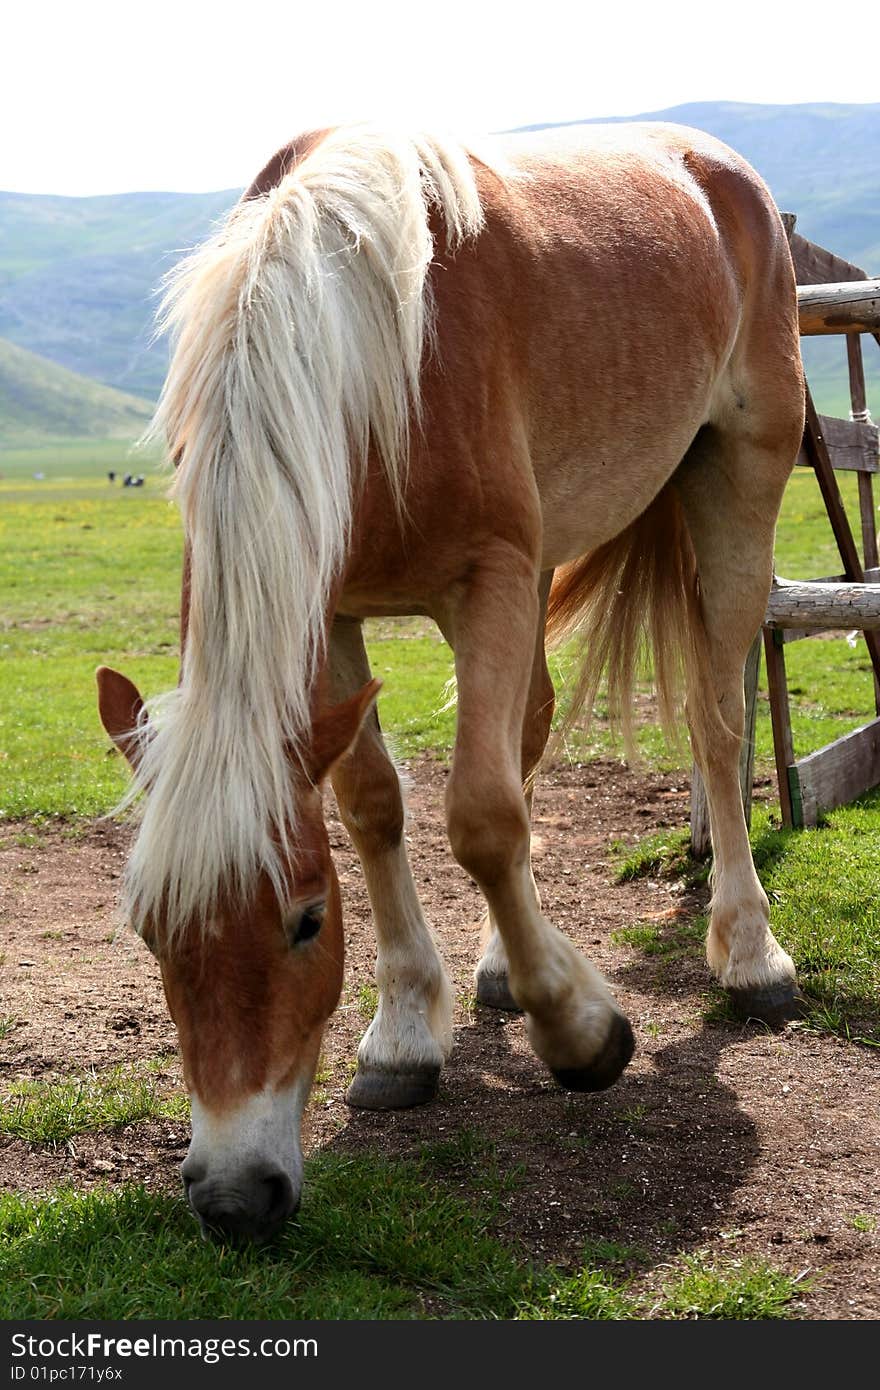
0,337,152,445
0,188,236,399
0,104,877,419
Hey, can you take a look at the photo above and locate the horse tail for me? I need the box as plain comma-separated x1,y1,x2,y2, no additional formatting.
544,483,714,759
125,128,483,938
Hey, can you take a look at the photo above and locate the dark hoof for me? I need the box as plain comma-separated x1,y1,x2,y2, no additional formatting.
551,1014,636,1093
729,982,809,1029
345,1063,440,1111
475,972,523,1012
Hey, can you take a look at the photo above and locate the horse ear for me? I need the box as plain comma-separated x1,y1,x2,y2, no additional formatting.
309,679,382,783
96,666,148,771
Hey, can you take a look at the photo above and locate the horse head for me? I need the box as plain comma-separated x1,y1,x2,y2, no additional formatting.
96,665,379,1242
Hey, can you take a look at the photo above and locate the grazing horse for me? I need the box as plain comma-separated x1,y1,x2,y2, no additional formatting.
96,122,804,1242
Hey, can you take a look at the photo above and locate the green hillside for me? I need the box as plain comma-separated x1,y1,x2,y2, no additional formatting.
0,188,237,398
0,337,152,445
0,104,877,421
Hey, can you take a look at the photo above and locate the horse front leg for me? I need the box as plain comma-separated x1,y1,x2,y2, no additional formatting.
328,616,453,1109
441,547,634,1091
474,569,555,1012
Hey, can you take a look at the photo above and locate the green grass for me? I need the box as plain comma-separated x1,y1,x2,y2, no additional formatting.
356,983,379,1020
612,827,705,885
611,917,706,961
0,1063,189,1145
613,800,880,1042
750,800,880,1039
0,1162,803,1321
0,1153,563,1321
0,437,158,481
657,1253,807,1319
846,1214,877,1233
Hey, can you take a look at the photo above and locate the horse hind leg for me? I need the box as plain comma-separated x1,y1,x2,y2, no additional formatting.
475,570,555,1012
327,617,453,1109
674,420,805,1024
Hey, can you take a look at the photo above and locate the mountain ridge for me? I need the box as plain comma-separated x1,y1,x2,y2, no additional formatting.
0,103,877,426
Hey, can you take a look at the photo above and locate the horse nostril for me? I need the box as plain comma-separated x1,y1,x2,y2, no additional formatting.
181,1157,206,1185
260,1170,296,1227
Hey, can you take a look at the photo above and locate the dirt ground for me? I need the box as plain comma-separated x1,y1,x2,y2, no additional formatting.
1,757,878,1319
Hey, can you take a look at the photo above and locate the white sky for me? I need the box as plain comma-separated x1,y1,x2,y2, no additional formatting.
5,0,879,196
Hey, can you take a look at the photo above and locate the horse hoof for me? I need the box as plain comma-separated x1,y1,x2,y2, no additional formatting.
475,972,522,1012
729,982,809,1029
551,1013,635,1093
345,1063,440,1111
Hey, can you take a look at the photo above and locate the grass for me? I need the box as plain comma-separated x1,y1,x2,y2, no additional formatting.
656,1253,807,1319
0,1150,558,1321
612,799,880,1042
0,1160,804,1321
611,917,706,961
0,1063,188,1145
749,800,880,1039
847,1214,877,1233
612,827,707,886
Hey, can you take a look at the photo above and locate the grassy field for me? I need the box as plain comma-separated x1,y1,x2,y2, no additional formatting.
1,449,877,810
1,441,877,1320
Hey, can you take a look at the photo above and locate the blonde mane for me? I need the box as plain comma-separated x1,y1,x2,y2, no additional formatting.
122,127,484,939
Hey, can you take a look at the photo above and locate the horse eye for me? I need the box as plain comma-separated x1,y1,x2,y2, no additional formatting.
287,904,325,946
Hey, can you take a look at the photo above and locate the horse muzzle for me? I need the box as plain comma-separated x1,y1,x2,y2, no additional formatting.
183,1160,298,1243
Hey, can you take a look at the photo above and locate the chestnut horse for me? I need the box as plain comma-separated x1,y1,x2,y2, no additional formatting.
96,123,804,1242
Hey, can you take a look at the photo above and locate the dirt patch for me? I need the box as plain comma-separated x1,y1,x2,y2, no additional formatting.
1,758,878,1319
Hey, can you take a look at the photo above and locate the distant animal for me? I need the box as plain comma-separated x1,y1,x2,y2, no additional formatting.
108,471,116,483
97,122,804,1242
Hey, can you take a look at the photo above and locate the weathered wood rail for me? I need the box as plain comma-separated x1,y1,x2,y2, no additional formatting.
765,576,880,630
798,280,880,336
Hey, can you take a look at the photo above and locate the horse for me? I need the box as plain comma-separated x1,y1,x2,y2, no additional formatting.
96,122,805,1243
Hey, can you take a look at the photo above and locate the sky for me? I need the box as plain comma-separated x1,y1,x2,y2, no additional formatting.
5,0,879,197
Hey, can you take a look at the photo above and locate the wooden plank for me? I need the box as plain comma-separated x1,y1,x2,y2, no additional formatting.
766,578,880,630
803,390,868,581
798,281,880,336
689,635,761,857
802,391,880,686
847,332,870,419
858,472,879,569
792,716,880,826
816,414,879,473
763,628,796,827
787,227,869,287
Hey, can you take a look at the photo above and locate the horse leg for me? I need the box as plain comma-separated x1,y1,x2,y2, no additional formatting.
327,616,453,1108
442,547,634,1090
475,569,555,1011
675,425,803,1024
